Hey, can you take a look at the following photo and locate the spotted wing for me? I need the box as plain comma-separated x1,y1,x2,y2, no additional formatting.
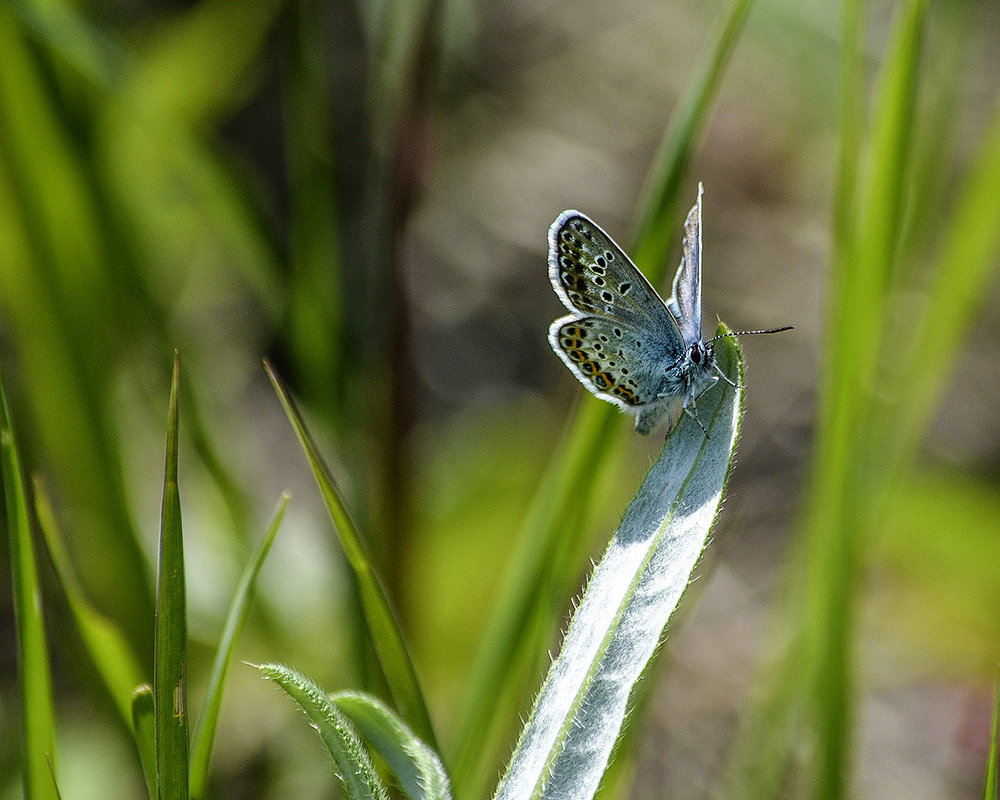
548,210,677,336
548,314,679,412
667,184,704,346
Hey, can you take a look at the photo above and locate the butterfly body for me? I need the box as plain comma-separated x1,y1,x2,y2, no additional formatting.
547,184,722,436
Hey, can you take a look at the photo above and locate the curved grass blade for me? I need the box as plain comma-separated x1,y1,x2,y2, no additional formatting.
452,6,754,791
0,4,155,652
155,352,189,800
189,493,289,800
264,360,437,749
493,331,742,800
34,477,146,728
9,2,123,87
128,0,285,127
258,664,388,800
332,691,451,800
1,366,59,800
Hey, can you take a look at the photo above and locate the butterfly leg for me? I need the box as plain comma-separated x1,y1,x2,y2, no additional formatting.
682,399,710,439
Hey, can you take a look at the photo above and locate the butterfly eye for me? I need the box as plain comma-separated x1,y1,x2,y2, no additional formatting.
689,344,702,364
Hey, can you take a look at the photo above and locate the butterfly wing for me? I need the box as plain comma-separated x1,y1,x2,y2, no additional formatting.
547,209,690,435
667,183,704,347
548,211,680,342
548,315,680,413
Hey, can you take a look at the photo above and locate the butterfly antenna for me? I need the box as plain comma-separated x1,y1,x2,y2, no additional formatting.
705,325,793,345
707,325,792,390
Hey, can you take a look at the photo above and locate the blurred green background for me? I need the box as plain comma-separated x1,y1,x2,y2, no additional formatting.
1,0,998,798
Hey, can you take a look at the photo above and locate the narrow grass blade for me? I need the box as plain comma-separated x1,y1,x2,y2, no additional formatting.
9,1,123,86
1,367,58,800
282,5,345,406
855,0,928,285
887,98,1000,467
133,684,157,800
722,6,866,796
189,494,288,800
452,6,753,790
803,3,927,796
264,361,437,749
831,0,928,423
34,477,146,728
368,0,434,149
895,3,972,271
822,0,927,461
258,664,389,800
631,0,754,282
127,0,285,127
724,1,932,796
450,402,619,794
155,352,189,800
493,331,742,800
985,675,999,800
0,5,155,650
332,691,451,800
831,0,864,265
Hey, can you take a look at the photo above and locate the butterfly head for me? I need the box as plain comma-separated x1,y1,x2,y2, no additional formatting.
680,340,718,397
687,340,712,368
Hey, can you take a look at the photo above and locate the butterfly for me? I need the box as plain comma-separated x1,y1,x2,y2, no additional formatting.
548,183,791,436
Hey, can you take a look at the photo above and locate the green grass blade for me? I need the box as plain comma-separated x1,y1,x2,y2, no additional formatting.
724,1,932,796
856,0,928,281
835,0,927,398
985,675,999,800
93,0,287,326
189,494,288,799
369,0,434,149
887,98,1000,466
805,4,927,795
822,0,927,461
128,0,285,126
33,477,146,728
493,331,742,800
831,0,863,267
282,4,345,407
801,4,927,795
451,7,753,790
332,691,451,800
0,5,154,650
155,352,189,800
631,0,754,282
133,685,157,800
449,401,620,794
894,2,971,272
9,1,123,87
264,361,437,749
258,664,389,800
1,367,59,800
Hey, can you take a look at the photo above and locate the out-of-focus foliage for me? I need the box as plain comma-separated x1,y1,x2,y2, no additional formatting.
1,0,998,798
